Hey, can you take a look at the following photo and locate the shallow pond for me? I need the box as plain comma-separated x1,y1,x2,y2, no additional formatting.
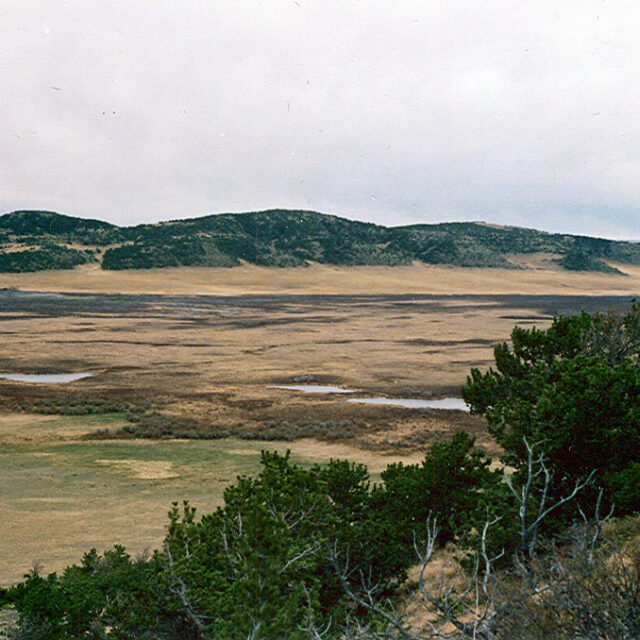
267,384,469,410
0,372,94,383
268,384,354,394
347,396,469,411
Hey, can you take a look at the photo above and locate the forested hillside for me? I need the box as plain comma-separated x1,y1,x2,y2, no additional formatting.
0,209,638,273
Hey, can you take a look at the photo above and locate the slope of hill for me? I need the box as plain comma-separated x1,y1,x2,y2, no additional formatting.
0,209,637,273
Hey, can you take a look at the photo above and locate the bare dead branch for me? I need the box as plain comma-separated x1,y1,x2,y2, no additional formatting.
505,437,596,561
164,541,212,639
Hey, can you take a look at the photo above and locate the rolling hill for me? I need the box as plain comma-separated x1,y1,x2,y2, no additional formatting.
0,209,637,274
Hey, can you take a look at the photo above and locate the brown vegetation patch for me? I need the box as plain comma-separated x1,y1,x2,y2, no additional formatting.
95,459,178,480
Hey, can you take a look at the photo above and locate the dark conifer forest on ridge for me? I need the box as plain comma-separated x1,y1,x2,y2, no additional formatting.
0,209,636,273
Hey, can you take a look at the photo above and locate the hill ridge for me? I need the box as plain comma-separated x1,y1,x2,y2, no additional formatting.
0,208,636,274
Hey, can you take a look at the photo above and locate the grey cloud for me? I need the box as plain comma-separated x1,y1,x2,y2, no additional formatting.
1,0,639,237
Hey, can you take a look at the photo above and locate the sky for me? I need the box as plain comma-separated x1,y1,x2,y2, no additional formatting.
1,1,639,238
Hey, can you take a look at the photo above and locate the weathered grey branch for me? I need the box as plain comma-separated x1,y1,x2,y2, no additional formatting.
330,541,418,640
504,436,596,561
164,541,212,639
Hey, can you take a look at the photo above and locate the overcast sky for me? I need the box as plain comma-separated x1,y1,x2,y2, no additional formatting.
1,1,639,238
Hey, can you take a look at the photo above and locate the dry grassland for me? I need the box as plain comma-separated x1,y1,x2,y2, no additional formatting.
0,419,426,586
0,263,639,585
1,261,640,295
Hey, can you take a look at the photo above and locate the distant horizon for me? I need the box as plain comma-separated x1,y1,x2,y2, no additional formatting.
2,206,639,243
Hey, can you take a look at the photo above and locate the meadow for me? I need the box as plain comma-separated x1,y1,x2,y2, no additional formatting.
1,262,639,584
0,414,425,585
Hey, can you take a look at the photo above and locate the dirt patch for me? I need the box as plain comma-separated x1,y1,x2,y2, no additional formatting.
96,458,178,479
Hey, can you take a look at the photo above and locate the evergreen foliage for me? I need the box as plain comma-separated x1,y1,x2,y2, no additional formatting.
0,211,122,244
371,432,505,550
0,246,94,272
1,209,638,272
557,249,624,273
463,304,640,514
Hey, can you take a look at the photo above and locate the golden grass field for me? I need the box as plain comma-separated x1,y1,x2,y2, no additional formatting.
0,262,639,584
2,260,640,295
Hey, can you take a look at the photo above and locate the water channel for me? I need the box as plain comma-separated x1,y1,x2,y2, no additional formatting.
0,372,94,383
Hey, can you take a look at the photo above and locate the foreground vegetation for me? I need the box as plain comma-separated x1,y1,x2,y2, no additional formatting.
1,209,639,272
4,304,640,638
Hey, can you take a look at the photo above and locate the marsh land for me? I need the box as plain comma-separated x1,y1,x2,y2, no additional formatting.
1,263,639,585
